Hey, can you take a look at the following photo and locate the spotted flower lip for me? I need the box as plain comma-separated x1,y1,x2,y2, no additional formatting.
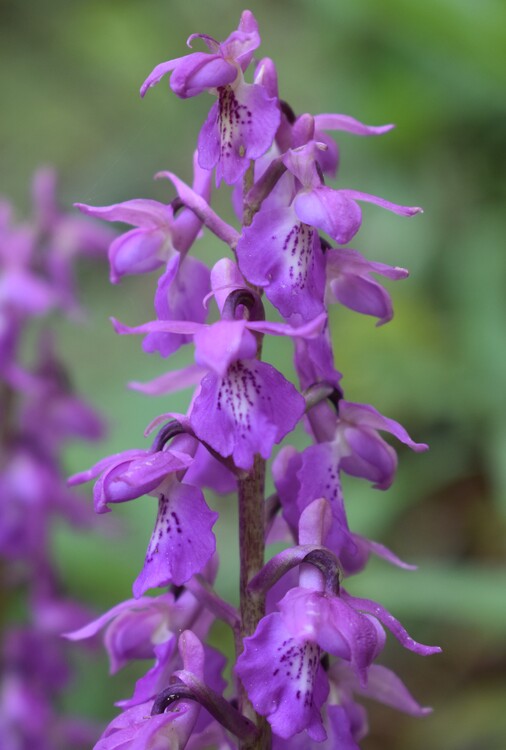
236,205,326,322
190,358,306,471
236,586,385,741
236,607,329,741
197,74,280,185
292,398,427,497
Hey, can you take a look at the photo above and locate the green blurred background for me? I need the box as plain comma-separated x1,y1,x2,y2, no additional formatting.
2,0,506,748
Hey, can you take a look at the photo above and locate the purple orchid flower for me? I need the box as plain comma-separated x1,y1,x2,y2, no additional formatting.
283,140,422,245
236,501,387,741
113,306,326,470
93,630,205,750
236,137,418,322
140,11,280,185
237,495,438,742
295,398,428,499
66,587,215,708
273,450,415,576
76,152,211,284
69,444,218,593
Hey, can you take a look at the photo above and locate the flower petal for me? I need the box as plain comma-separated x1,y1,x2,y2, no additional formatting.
236,612,328,741
190,361,305,470
199,79,280,186
142,253,210,358
194,320,257,378
340,189,423,216
237,206,325,320
75,199,171,228
108,227,171,283
170,53,237,97
128,364,207,396
133,482,218,595
314,114,394,136
140,56,186,97
339,401,428,452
